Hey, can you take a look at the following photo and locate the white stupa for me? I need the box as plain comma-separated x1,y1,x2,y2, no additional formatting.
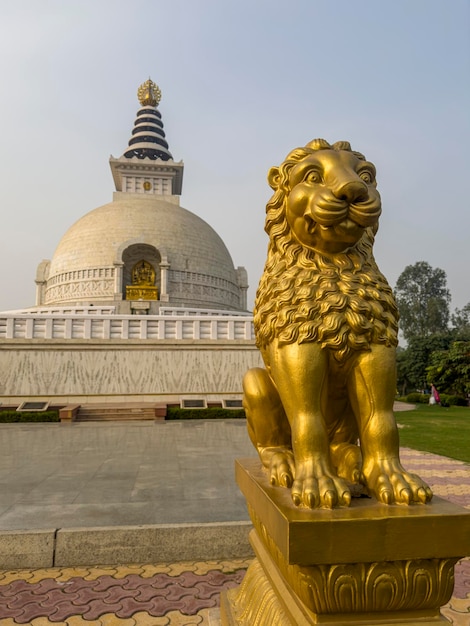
35,79,248,314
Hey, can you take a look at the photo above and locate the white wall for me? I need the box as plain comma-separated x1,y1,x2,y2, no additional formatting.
0,340,263,404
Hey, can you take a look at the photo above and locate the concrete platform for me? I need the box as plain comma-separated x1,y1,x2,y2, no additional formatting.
0,521,253,569
0,419,256,569
0,405,417,533
0,419,253,531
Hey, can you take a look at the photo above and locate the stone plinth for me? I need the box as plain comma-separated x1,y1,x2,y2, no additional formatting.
221,458,470,626
129,300,152,313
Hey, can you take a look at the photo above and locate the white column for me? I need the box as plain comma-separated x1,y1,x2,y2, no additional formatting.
160,257,170,302
35,280,45,306
114,263,124,300
236,266,249,311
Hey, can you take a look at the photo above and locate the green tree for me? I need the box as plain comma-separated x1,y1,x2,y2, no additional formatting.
427,341,470,397
451,303,470,338
394,261,450,342
396,334,451,395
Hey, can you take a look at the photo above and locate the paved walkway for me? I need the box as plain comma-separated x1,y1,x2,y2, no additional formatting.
0,419,469,624
0,558,251,625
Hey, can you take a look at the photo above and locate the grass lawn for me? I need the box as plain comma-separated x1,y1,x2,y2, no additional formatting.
395,405,470,463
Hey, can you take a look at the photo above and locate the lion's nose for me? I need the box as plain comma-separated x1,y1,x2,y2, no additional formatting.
334,180,368,203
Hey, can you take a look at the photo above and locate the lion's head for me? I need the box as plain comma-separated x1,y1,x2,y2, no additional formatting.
254,139,399,362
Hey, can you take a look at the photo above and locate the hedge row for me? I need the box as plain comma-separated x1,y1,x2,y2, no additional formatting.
401,393,467,407
0,408,246,422
402,393,430,404
0,410,60,422
439,394,468,407
166,407,246,420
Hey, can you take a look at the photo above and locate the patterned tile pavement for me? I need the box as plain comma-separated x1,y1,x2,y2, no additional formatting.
398,449,470,625
0,448,469,625
0,559,251,625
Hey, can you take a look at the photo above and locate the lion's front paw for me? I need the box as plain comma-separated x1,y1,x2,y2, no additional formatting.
291,458,351,509
363,458,433,505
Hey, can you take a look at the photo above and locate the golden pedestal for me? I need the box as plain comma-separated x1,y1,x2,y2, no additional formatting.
125,285,158,300
221,459,470,626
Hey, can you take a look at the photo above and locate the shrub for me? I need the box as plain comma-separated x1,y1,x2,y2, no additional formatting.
451,396,469,407
402,393,468,407
0,410,60,423
405,393,430,404
439,394,468,408
166,407,246,420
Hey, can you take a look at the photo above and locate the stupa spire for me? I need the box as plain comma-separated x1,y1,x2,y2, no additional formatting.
109,79,183,196
137,78,161,107
123,78,173,161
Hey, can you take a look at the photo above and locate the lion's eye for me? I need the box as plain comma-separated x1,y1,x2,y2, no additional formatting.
305,170,322,184
359,170,374,184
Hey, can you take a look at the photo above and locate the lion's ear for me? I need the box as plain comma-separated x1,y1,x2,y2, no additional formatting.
267,166,281,190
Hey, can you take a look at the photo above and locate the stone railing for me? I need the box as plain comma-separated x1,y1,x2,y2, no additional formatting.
0,313,255,341
8,306,117,316
158,306,249,317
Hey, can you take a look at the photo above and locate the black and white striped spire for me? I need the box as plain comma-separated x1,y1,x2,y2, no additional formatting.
123,79,173,161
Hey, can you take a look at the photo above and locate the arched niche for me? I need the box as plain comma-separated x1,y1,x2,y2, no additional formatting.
122,244,161,300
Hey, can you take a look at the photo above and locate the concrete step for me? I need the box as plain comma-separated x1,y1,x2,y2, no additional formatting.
74,403,164,422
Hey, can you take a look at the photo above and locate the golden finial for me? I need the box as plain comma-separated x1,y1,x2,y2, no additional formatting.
137,78,162,107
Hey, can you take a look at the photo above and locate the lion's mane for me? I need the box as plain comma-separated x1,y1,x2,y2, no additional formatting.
254,140,399,363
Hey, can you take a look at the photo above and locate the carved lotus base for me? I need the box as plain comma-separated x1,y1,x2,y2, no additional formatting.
221,529,456,625
221,459,470,626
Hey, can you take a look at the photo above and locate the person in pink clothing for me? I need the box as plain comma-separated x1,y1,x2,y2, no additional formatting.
430,384,440,404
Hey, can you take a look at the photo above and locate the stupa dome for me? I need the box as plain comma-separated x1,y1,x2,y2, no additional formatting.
36,79,248,312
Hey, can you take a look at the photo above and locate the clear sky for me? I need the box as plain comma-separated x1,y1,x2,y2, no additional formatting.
0,0,468,313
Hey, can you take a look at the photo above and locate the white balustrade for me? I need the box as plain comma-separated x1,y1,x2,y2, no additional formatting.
158,306,249,317
3,306,117,316
0,313,255,341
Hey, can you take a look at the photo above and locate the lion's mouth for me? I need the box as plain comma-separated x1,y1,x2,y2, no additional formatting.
302,217,370,253
332,218,364,236
316,218,364,237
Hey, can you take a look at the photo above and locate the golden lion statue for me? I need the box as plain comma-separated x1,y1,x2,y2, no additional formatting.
243,139,432,509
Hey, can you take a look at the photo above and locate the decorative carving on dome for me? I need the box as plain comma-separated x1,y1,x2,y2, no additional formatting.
45,278,115,303
137,79,162,107
47,268,115,287
167,273,241,309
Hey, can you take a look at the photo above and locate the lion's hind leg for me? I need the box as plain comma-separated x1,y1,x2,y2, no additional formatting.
243,367,295,488
326,391,363,486
330,441,363,486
